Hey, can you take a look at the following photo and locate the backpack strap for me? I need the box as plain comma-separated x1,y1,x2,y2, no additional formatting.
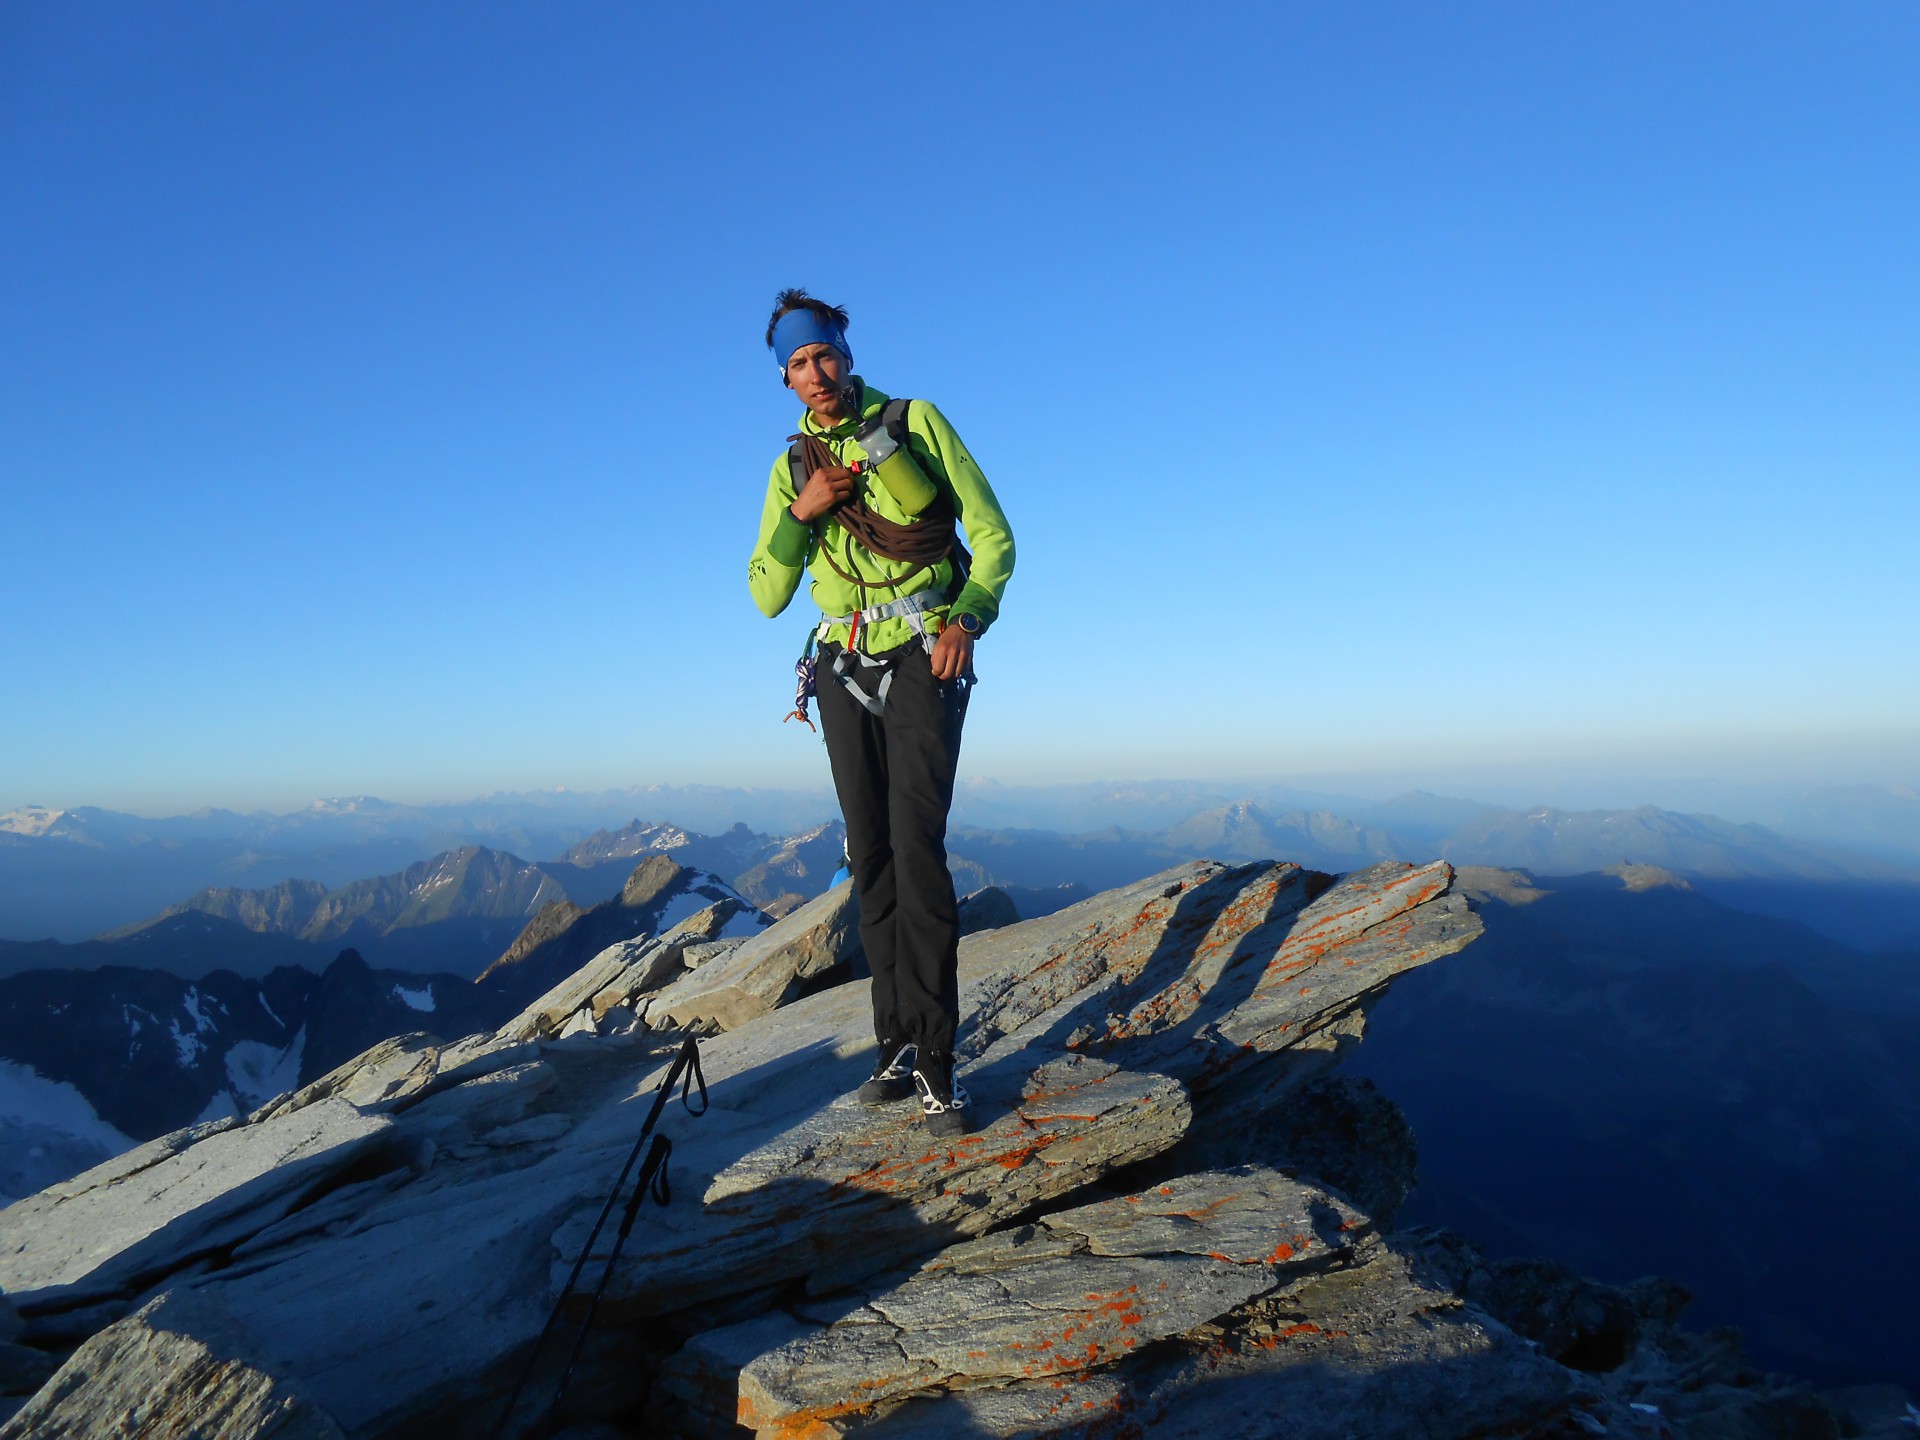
877,397,974,590
881,396,914,447
795,399,912,486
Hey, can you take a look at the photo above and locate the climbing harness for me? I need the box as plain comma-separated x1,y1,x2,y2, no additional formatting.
490,1036,709,1440
819,590,953,716
783,395,975,723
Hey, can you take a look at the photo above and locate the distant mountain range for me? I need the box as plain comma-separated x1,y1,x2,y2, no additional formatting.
0,848,780,1202
7,788,1920,956
127,845,570,976
7,780,1918,942
0,789,838,941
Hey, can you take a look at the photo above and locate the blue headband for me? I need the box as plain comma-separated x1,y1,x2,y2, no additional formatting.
770,309,852,373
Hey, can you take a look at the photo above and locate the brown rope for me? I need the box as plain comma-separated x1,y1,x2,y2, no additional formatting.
790,428,969,621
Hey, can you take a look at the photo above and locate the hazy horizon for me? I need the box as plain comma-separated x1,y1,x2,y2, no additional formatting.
8,742,1916,838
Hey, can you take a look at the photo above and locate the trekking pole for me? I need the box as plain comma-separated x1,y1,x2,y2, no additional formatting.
491,1036,709,1440
549,1131,673,1405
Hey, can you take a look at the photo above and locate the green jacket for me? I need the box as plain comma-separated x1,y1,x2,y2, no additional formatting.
748,381,1015,653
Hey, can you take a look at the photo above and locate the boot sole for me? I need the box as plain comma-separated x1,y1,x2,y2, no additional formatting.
858,1078,916,1105
923,1109,972,1138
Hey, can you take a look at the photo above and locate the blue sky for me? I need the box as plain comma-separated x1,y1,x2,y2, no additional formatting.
4,2,1916,816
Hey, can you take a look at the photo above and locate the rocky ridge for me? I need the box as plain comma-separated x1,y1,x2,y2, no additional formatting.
0,858,1885,1438
477,856,769,1008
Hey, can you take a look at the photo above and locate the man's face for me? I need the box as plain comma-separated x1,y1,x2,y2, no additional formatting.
785,343,850,423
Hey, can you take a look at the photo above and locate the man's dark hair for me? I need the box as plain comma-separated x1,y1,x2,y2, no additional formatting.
765,287,850,349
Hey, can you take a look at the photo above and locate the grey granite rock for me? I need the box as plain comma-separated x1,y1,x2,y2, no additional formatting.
1118,1250,1574,1439
0,1098,394,1309
227,1168,414,1263
481,1112,575,1147
576,1052,1193,1318
648,882,862,1032
17,1299,131,1349
255,1030,539,1122
836,1246,1572,1439
594,901,747,1021
0,1288,346,1440
714,1167,1368,1434
41,1115,243,1200
678,938,745,971
397,1057,558,1134
500,937,670,1043
1398,1226,1858,1437
463,898,755,1046
650,1311,815,1438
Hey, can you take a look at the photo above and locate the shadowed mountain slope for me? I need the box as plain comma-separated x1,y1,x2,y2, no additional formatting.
1345,865,1920,1392
0,912,329,983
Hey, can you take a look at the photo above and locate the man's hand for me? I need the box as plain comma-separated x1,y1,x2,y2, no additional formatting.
930,622,974,681
789,465,857,523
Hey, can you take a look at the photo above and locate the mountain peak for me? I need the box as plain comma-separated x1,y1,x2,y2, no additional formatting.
619,854,686,910
0,807,65,837
1604,862,1693,892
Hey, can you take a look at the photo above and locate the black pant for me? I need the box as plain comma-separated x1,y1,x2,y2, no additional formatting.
816,640,968,1056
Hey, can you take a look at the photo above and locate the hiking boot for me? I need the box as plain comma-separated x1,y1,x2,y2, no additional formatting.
857,1039,917,1105
912,1052,972,1138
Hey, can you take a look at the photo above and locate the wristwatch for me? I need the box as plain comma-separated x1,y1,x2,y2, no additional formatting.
953,612,983,636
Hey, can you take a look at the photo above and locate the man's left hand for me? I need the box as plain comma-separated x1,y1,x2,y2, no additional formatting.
930,623,974,681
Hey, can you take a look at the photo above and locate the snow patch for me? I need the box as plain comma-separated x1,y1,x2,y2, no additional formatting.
258,991,285,1028
0,806,65,837
651,871,761,935
0,1061,136,1152
391,983,435,1013
169,1019,206,1068
0,1061,136,1202
181,987,218,1034
650,890,713,935
224,1025,305,1109
720,906,773,939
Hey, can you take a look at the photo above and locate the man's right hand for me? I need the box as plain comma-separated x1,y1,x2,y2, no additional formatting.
789,465,857,523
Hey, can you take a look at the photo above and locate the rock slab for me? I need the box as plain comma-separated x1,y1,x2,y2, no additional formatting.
723,1167,1368,1433
0,1288,346,1440
0,1098,393,1308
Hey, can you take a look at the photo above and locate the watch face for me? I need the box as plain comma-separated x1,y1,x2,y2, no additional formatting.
958,614,981,634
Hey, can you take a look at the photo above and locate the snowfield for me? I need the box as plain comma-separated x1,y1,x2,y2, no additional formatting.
391,983,435,1013
0,1060,134,1207
223,1026,306,1110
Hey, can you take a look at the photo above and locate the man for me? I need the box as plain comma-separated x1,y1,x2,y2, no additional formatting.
747,288,1015,1137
